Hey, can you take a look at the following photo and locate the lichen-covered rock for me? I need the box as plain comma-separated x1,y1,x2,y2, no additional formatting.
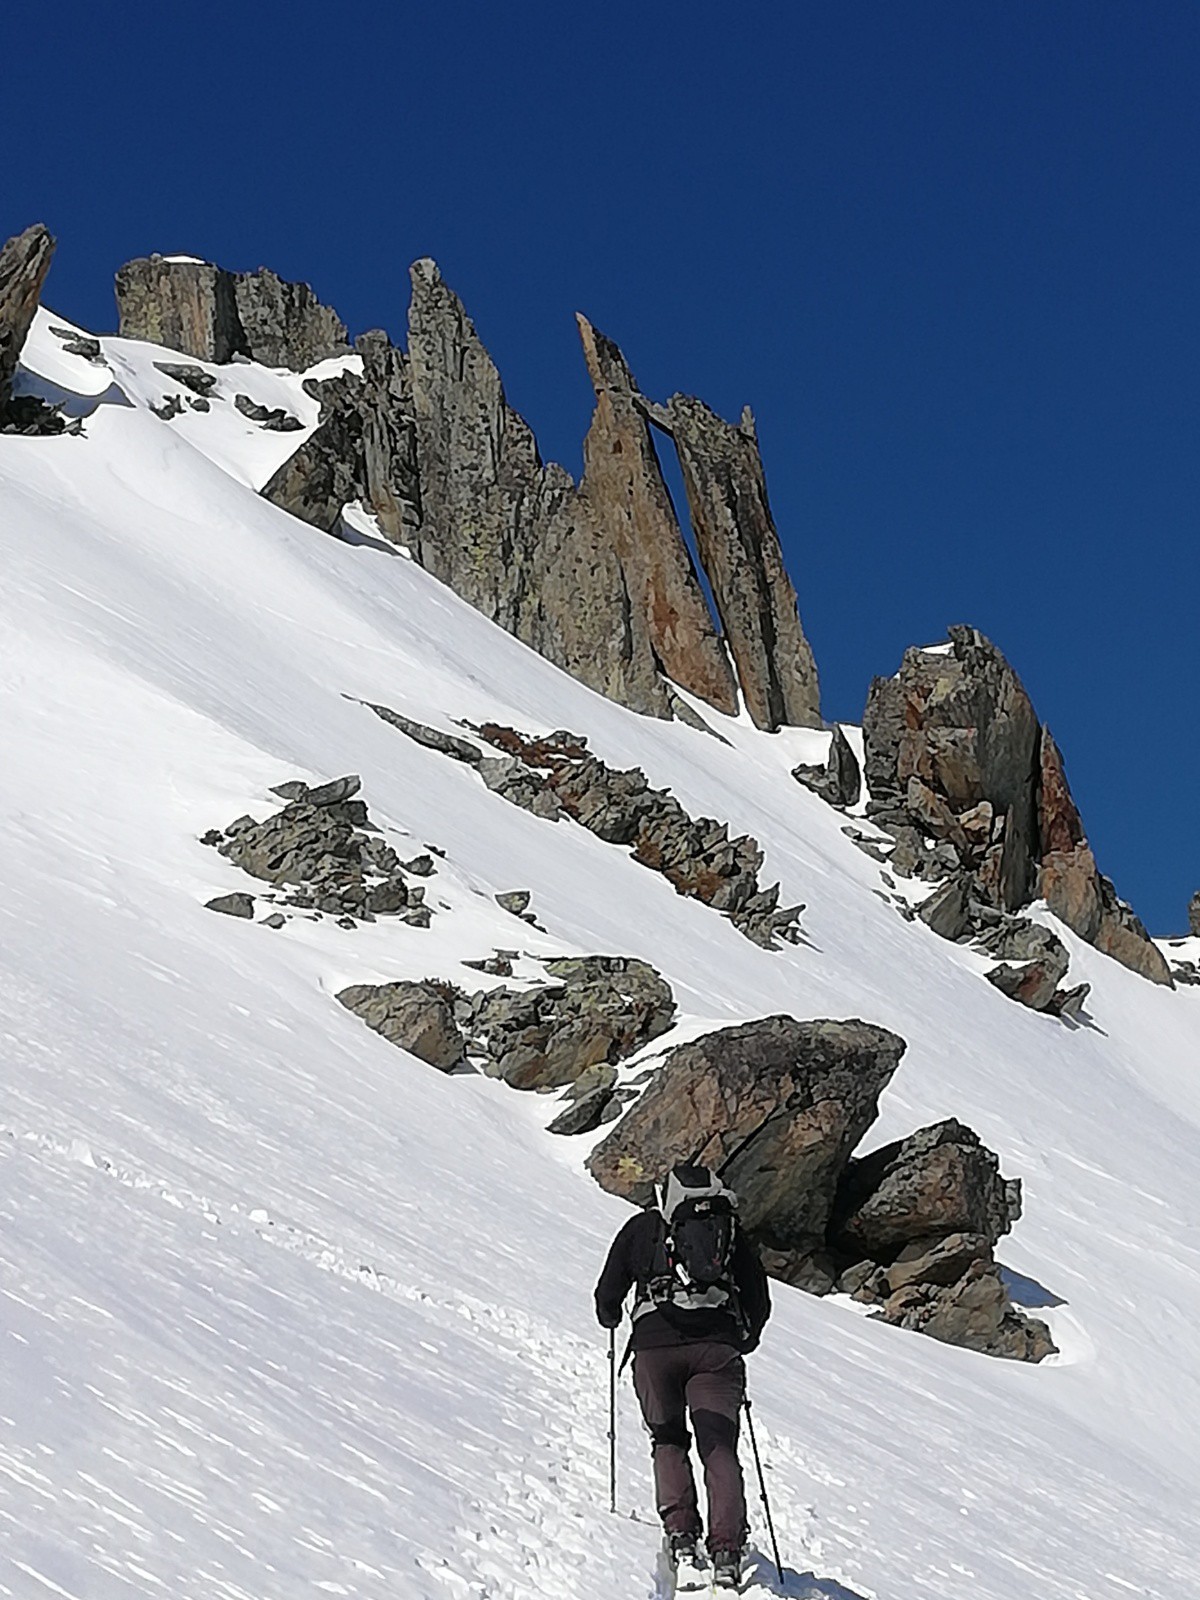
465,956,675,1090
575,317,736,716
587,1016,905,1277
653,394,820,732
0,224,55,412
337,981,465,1070
879,1256,1056,1362
115,255,348,369
231,268,349,370
406,261,672,717
831,1117,1022,1260
211,779,434,926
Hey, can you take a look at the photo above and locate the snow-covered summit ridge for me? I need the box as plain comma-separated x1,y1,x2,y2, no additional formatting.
1,286,1199,1600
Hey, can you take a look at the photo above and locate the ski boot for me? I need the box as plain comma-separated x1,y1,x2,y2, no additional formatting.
667,1532,708,1593
711,1547,744,1590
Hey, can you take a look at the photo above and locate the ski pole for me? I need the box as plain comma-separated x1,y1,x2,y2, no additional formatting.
608,1326,618,1515
743,1396,783,1586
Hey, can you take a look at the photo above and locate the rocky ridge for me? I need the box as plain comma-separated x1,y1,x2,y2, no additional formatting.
113,247,820,733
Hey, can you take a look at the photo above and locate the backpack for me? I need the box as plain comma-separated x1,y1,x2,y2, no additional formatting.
633,1164,745,1334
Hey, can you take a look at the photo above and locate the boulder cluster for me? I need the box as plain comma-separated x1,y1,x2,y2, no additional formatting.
337,956,675,1135
855,626,1171,999
197,770,1053,1362
202,774,438,929
588,1016,1055,1362
361,706,805,948
111,249,820,733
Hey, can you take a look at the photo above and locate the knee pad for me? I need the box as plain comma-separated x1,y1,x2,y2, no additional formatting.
692,1408,739,1460
649,1416,691,1451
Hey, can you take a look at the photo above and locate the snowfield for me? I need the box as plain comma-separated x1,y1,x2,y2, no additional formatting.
2,314,1199,1600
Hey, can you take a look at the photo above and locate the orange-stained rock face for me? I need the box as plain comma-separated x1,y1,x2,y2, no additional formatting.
575,315,738,716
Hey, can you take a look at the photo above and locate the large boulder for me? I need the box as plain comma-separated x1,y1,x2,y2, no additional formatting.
337,980,465,1070
0,224,55,411
587,1017,905,1279
878,1256,1056,1362
831,1117,1021,1260
652,394,821,732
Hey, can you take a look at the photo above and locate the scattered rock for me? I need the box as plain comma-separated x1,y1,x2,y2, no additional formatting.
337,980,466,1070
262,912,286,930
464,955,675,1090
355,700,482,763
154,361,216,395
917,874,972,941
205,892,255,918
1190,891,1200,937
210,779,430,927
547,1082,618,1137
234,392,302,430
495,889,532,916
150,395,184,421
456,724,803,949
53,330,101,360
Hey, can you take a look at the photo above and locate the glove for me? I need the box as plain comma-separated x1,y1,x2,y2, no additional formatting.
597,1305,622,1330
739,1333,760,1355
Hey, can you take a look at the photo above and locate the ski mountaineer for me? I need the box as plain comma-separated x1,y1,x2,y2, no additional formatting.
594,1163,771,1592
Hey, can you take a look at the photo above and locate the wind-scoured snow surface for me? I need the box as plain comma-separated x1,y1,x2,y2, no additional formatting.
2,311,1199,1600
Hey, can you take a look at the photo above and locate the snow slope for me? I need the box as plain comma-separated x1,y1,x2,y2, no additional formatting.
2,318,1199,1600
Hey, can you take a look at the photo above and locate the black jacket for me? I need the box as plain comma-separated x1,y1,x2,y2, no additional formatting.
594,1208,771,1353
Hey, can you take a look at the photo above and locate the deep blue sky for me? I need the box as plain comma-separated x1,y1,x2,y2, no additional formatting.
6,3,1198,932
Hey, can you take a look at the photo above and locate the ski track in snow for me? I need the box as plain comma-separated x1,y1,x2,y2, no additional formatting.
0,1120,826,1600
1,310,1199,1600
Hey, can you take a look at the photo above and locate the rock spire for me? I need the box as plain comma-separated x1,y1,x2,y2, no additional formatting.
0,223,55,411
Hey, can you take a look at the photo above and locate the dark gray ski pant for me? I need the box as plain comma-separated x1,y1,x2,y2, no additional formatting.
631,1341,747,1554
